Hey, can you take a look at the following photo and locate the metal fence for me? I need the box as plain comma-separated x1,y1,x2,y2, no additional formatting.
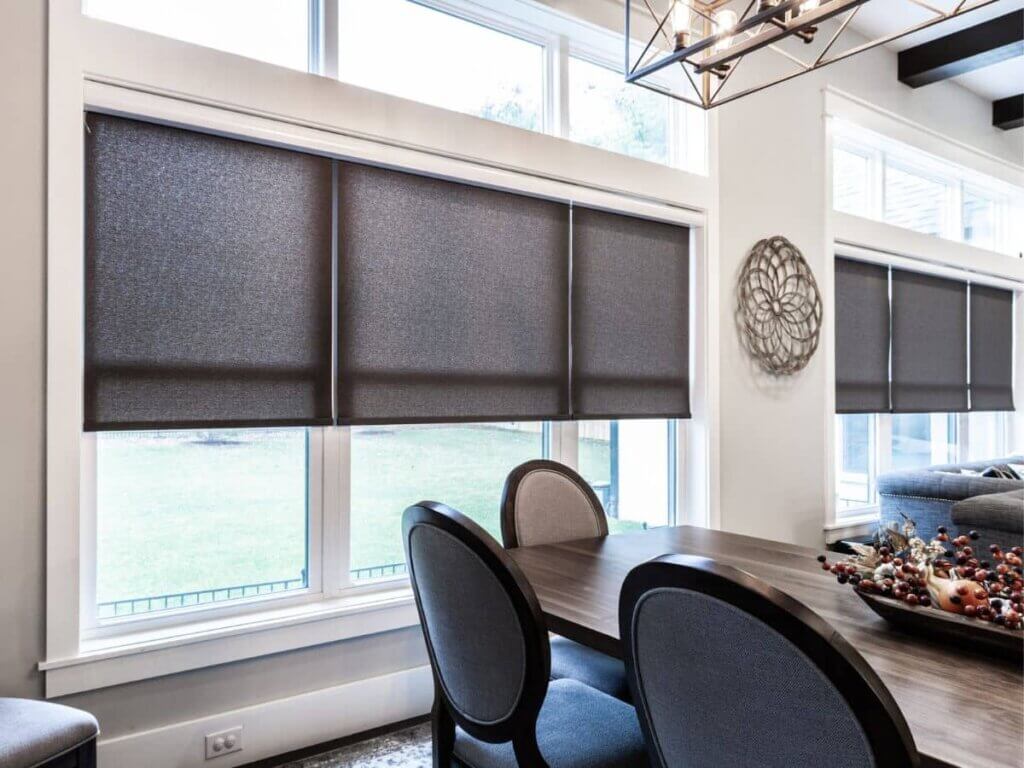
97,574,309,619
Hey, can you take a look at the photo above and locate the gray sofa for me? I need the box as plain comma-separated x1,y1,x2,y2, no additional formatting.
877,456,1024,550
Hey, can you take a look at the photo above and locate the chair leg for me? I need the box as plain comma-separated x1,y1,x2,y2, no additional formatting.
431,693,455,768
75,739,97,768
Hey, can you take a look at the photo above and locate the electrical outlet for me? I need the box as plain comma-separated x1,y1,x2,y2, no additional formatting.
205,726,243,760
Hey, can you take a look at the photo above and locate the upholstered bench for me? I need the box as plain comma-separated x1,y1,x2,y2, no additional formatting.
0,699,98,768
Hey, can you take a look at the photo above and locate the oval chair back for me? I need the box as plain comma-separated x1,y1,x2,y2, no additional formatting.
500,459,608,548
619,555,919,768
402,502,552,764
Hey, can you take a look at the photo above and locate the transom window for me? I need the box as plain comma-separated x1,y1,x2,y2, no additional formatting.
832,119,1024,256
81,0,707,173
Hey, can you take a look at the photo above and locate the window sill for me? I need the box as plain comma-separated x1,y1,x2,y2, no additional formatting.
825,510,881,544
39,586,419,698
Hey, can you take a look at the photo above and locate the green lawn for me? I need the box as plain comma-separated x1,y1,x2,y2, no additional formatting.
97,425,627,605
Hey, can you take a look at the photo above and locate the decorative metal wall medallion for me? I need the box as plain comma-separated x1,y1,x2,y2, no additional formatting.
737,235,822,375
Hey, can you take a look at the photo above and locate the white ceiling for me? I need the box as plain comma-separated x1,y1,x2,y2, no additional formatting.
849,0,1023,101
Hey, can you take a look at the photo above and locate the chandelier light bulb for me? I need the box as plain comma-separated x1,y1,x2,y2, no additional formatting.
799,0,820,13
713,9,738,52
671,0,692,50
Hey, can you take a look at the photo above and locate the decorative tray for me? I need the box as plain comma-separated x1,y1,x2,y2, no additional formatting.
857,590,1023,662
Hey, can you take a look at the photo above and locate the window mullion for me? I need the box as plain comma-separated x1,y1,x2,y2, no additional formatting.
555,35,570,139
322,426,349,594
321,0,340,79
556,421,580,469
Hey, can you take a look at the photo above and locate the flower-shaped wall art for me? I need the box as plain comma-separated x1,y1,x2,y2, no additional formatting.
737,236,822,375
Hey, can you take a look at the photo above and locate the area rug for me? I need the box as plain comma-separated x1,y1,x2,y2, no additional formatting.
279,723,433,768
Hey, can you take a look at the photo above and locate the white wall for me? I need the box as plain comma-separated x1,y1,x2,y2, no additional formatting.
716,28,1022,548
0,0,47,702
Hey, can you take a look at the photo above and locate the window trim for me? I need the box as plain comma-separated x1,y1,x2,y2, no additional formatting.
47,3,715,695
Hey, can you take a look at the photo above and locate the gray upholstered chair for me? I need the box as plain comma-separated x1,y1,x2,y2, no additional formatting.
619,555,920,768
403,502,646,768
0,698,98,768
501,460,630,702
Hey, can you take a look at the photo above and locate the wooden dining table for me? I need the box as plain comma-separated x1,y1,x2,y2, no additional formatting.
506,525,1023,768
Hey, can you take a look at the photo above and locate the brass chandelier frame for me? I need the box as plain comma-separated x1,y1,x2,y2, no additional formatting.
624,0,1002,109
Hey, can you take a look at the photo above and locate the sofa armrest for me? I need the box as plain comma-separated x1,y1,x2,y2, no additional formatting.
877,469,1023,503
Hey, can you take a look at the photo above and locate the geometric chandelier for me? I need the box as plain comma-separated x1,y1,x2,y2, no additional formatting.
625,0,1000,109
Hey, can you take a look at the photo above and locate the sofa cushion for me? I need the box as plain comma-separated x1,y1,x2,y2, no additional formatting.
952,490,1024,534
0,698,98,768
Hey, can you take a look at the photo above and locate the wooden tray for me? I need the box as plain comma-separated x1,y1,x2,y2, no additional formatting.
857,591,1023,662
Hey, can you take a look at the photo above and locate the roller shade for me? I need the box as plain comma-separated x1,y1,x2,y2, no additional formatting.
835,259,891,414
970,284,1014,411
336,162,570,424
571,206,690,419
84,114,333,430
891,269,968,414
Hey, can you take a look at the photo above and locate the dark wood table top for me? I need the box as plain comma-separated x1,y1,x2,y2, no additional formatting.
507,525,1023,768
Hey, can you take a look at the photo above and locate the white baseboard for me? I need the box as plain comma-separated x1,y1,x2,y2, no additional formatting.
98,665,434,768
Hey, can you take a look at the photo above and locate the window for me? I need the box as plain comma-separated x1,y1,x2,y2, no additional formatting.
577,420,677,532
84,0,708,172
834,412,1010,515
830,119,1024,256
338,0,544,132
883,163,948,238
568,57,670,166
832,146,873,217
963,188,996,250
349,423,545,580
94,429,310,619
82,0,311,71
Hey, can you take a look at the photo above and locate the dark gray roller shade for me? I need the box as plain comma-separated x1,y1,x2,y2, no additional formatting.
571,206,690,419
834,259,890,413
970,284,1014,411
336,162,570,423
85,114,333,430
891,269,968,413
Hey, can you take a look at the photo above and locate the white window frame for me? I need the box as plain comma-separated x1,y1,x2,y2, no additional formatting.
45,0,716,697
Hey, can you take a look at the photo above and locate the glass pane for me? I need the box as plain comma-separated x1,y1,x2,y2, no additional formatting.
568,57,672,166
963,188,996,250
578,420,675,532
833,147,870,216
82,0,310,71
964,411,1008,461
338,0,544,132
96,429,309,619
835,414,874,511
884,164,947,237
349,423,544,580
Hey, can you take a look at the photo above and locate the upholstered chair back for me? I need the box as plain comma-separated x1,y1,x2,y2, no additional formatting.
501,460,608,548
403,502,550,744
619,555,919,768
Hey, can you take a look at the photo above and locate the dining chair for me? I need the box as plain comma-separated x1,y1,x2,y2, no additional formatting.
403,501,647,768
500,460,631,702
619,554,920,768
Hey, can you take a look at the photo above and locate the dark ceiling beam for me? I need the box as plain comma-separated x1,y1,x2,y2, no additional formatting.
898,10,1023,88
993,94,1024,131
